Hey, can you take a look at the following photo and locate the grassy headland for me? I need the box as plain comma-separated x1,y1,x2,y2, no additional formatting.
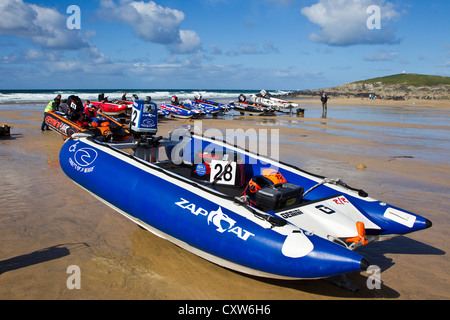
352,73,450,87
287,73,450,100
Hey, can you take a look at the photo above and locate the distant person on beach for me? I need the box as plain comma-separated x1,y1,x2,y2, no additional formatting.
122,92,127,101
321,93,329,118
83,100,106,127
84,99,96,109
98,93,108,102
41,95,61,131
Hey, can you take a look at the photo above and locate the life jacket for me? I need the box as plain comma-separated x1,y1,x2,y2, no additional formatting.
77,115,90,127
84,106,97,118
44,99,58,113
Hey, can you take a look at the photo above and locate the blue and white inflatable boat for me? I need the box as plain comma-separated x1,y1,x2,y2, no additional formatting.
159,102,203,119
186,100,223,115
192,93,235,113
58,100,431,280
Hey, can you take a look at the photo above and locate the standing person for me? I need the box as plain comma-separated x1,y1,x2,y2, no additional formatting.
122,91,127,101
83,100,97,116
84,100,97,124
41,95,61,131
321,93,329,118
83,99,95,110
59,99,69,116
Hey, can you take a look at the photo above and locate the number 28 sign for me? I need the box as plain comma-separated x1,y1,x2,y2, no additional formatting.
210,160,237,186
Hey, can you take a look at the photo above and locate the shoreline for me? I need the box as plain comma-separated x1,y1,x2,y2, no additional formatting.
289,96,450,109
0,101,449,300
2,92,449,106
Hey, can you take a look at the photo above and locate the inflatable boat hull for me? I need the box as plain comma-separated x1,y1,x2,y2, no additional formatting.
44,111,131,141
59,136,369,280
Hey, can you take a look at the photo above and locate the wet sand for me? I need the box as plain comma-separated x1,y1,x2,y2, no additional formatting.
0,99,449,300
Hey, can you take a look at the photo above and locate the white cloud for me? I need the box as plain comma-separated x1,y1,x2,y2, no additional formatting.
364,51,398,61
0,0,36,35
225,42,279,56
99,0,201,53
170,30,202,54
301,0,401,46
0,0,88,49
210,44,223,55
81,46,111,64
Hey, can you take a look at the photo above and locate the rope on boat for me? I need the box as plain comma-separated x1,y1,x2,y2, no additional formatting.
233,195,287,228
302,177,369,198
302,178,342,198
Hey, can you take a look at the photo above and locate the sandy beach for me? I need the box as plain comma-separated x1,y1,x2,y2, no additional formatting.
0,98,449,300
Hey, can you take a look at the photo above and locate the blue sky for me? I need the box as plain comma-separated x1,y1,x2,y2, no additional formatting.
0,0,449,90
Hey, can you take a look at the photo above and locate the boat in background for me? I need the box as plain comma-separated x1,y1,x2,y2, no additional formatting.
159,102,203,119
249,90,299,110
183,100,223,115
44,111,131,142
157,107,170,118
231,94,277,115
194,96,235,112
90,101,130,116
1,124,12,138
44,95,131,142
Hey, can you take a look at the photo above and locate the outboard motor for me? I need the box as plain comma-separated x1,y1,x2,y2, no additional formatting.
194,92,202,101
130,98,158,137
130,98,161,162
67,95,84,121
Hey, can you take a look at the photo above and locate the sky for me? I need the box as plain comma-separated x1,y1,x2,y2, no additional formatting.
0,0,449,90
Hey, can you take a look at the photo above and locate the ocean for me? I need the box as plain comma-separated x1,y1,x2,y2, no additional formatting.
0,89,292,106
